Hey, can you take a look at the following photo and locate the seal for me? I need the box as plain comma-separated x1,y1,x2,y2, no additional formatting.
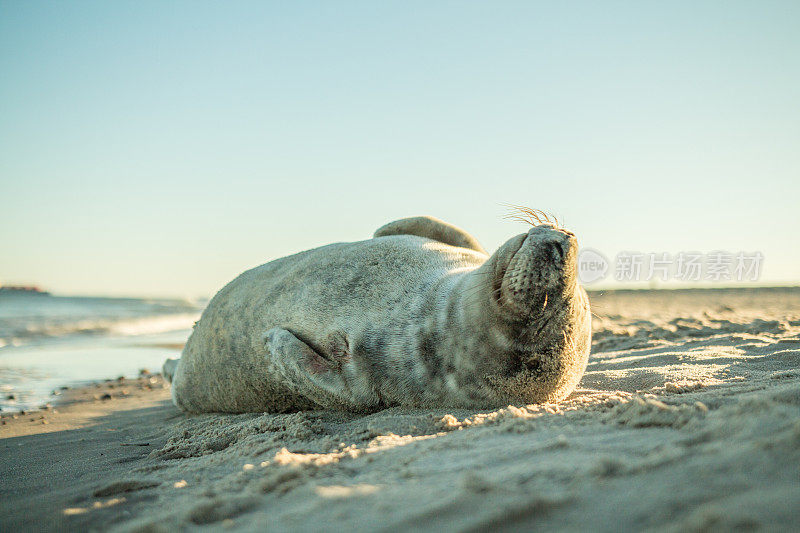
163,214,592,413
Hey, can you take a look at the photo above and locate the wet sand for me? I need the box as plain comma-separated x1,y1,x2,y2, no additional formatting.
0,375,177,531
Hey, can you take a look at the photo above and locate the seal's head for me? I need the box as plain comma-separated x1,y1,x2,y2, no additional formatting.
463,222,591,404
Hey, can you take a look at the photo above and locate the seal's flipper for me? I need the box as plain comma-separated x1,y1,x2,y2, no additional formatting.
162,358,179,384
373,216,487,254
263,328,371,409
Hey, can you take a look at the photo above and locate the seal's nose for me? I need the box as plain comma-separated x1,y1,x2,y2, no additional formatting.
549,238,567,263
526,224,578,270
526,225,575,264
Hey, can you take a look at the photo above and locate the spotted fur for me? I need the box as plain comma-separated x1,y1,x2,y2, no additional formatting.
165,216,591,413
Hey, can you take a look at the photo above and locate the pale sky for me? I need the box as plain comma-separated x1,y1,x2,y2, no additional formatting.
1,1,798,298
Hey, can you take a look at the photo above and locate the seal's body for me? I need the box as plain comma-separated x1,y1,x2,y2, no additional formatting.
164,216,591,413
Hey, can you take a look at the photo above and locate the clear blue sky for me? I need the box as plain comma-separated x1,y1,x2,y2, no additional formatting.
1,1,798,297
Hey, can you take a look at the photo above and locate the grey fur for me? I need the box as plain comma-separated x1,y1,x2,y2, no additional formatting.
165,217,591,413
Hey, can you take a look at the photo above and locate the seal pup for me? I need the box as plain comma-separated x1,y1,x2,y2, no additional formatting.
163,214,591,413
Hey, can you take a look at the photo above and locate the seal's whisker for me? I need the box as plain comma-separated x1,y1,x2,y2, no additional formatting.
503,213,538,225
562,330,578,354
460,281,506,299
501,204,561,229
457,283,502,298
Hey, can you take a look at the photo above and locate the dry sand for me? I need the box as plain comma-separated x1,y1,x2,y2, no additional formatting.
1,288,799,532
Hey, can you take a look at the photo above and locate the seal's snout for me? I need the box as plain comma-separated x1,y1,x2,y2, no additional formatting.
524,224,576,264
498,225,578,315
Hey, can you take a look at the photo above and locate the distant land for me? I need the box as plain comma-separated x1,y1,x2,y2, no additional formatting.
0,285,51,295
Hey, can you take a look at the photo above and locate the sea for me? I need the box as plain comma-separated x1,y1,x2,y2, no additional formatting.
0,291,206,412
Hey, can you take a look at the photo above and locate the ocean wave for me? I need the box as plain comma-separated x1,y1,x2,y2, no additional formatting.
0,294,204,347
0,312,200,347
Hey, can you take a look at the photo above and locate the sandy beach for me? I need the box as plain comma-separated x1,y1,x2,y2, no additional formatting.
1,288,799,532
4,2,798,531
